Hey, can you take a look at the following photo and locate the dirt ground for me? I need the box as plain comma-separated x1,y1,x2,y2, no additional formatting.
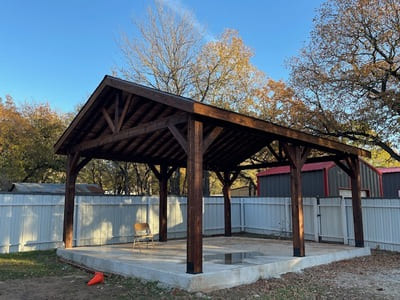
0,250,399,299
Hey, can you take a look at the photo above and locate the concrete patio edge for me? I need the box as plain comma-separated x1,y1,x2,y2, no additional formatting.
57,244,371,292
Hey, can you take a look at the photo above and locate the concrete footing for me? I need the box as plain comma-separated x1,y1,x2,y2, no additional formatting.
57,237,370,292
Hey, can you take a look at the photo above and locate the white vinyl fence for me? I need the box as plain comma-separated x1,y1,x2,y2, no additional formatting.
1,193,400,253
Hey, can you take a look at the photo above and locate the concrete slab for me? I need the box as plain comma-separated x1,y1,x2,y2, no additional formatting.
57,237,370,292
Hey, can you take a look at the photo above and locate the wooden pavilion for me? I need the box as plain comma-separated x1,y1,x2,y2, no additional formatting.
54,76,370,274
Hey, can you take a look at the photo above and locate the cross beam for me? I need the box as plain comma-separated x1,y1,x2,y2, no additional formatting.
73,114,188,152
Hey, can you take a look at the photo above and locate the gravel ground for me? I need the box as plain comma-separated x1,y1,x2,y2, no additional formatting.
1,249,399,299
207,249,400,299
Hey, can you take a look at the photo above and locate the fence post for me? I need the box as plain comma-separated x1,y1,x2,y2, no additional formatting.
146,197,151,227
341,196,348,245
75,196,80,247
284,198,290,235
313,197,319,242
240,198,245,232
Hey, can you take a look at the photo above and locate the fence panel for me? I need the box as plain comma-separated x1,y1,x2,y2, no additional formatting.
346,198,400,251
0,194,64,253
243,197,290,237
3,194,400,253
319,197,344,243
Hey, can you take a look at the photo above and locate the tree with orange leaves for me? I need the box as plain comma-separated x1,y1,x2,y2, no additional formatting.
289,0,400,161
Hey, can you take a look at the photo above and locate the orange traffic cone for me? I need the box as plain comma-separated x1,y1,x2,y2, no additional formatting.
87,272,104,286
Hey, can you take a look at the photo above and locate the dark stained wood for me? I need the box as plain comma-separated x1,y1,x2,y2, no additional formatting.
63,153,78,248
55,78,112,152
216,171,240,236
220,138,269,169
335,156,364,247
203,127,223,154
235,154,346,171
63,153,91,249
266,142,284,162
349,156,364,247
207,131,254,165
148,164,161,180
282,144,310,257
168,124,188,154
153,132,181,158
193,102,370,158
107,76,195,113
149,163,178,242
102,107,116,133
186,117,203,274
159,164,168,242
118,104,172,155
116,94,132,132
73,114,188,152
114,92,120,128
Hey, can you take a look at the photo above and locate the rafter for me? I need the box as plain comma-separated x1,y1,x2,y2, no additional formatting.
116,94,133,132
203,127,223,154
168,124,188,154
102,108,115,133
235,154,346,171
73,114,188,152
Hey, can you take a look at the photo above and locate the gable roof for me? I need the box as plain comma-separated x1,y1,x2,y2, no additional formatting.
54,76,370,171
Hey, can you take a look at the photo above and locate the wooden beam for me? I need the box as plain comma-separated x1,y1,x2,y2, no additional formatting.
193,102,370,158
335,156,364,247
102,107,115,133
215,171,240,237
235,154,346,171
349,156,364,247
116,94,133,132
334,159,353,177
73,114,187,152
186,117,203,274
167,165,178,179
56,76,370,161
266,142,282,162
168,124,188,154
76,157,91,173
203,127,223,154
148,164,161,180
63,153,90,248
223,180,232,236
159,164,168,242
282,144,310,257
114,92,120,129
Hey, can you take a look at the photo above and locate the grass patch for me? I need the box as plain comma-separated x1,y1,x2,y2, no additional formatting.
0,250,80,280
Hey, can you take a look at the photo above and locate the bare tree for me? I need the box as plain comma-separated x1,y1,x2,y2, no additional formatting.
118,2,202,96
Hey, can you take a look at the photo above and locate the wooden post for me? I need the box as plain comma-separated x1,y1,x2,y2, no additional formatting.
63,153,91,248
149,164,178,242
348,156,364,247
290,160,304,256
159,164,168,242
186,117,203,274
63,154,78,249
334,156,364,247
216,171,239,237
283,144,310,257
223,181,232,237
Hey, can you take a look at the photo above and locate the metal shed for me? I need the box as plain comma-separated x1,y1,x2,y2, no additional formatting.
257,160,382,197
378,167,400,198
9,183,104,195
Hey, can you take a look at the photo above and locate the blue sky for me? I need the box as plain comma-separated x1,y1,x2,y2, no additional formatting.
0,0,324,113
